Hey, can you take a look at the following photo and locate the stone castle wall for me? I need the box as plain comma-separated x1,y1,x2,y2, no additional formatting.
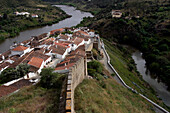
65,57,86,113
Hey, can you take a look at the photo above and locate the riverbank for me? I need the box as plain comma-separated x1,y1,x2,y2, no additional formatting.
0,4,69,42
132,50,170,107
44,1,101,15
122,44,170,107
103,39,170,111
0,5,93,53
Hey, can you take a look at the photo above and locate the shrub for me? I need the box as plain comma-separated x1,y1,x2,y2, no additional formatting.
87,60,103,74
40,68,65,89
0,64,29,84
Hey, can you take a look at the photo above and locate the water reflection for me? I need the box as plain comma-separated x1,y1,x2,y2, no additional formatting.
132,51,170,107
0,5,93,53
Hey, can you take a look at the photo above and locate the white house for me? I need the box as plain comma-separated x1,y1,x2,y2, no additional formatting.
88,31,95,37
58,34,70,41
11,46,33,57
49,45,68,59
84,37,91,45
72,37,85,49
31,14,38,18
15,12,30,17
111,10,122,18
28,57,45,73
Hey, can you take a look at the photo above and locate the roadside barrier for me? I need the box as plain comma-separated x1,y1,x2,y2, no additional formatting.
101,40,169,113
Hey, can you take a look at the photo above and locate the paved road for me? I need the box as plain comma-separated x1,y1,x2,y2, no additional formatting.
100,43,166,113
100,48,124,86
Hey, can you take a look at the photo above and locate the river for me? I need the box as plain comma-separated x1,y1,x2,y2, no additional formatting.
132,51,170,107
0,5,93,53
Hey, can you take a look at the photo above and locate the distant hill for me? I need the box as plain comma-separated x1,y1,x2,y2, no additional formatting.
0,0,41,8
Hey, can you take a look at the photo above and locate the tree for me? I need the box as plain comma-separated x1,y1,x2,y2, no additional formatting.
87,60,103,74
3,13,8,19
40,68,65,89
16,63,30,77
149,62,160,73
0,64,29,84
0,68,18,84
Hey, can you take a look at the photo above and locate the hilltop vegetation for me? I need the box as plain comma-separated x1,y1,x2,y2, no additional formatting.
0,0,40,8
0,0,69,41
53,0,170,89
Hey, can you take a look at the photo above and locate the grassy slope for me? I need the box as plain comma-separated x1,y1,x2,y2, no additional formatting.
0,85,61,113
103,39,170,111
75,78,155,113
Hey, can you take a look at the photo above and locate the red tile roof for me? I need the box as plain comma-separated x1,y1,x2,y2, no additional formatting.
50,28,65,35
0,62,10,70
59,34,69,40
78,30,89,36
54,42,70,48
55,63,75,70
73,37,84,45
22,51,50,64
28,57,44,68
50,45,67,55
12,46,28,51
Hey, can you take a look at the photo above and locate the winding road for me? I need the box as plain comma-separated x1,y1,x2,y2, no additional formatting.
100,48,123,86
100,40,169,113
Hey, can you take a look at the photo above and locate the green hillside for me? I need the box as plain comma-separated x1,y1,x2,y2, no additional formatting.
64,0,170,90
0,0,69,41
75,76,155,113
0,0,40,8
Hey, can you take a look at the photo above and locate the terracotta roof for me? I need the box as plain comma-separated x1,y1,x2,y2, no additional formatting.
73,37,84,45
22,51,50,64
41,38,55,45
70,45,85,55
70,49,86,57
0,62,10,70
50,28,65,35
28,57,44,68
12,46,28,51
55,63,75,70
59,34,69,40
77,30,89,36
2,50,11,59
30,41,40,47
21,39,31,45
54,42,70,48
56,60,70,67
36,33,48,40
59,40,73,44
73,30,89,37
9,52,32,68
50,45,67,55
